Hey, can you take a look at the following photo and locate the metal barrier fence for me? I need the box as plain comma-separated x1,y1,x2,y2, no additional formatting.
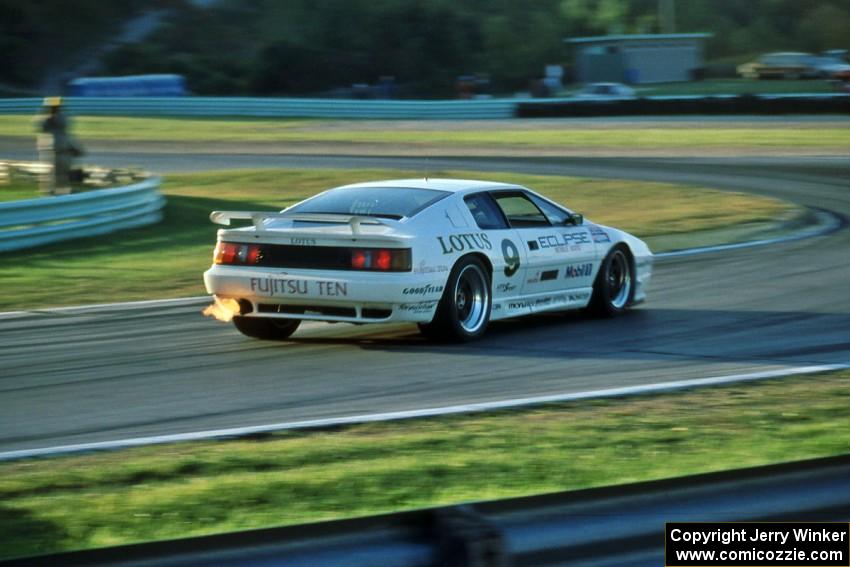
1,93,847,120
0,97,517,119
0,175,164,253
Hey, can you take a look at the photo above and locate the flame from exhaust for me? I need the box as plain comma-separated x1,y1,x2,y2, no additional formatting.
202,297,241,322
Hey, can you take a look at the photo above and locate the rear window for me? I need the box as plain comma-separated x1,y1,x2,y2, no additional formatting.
287,187,450,219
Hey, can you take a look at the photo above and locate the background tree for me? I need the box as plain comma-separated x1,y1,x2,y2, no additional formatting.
1,0,847,96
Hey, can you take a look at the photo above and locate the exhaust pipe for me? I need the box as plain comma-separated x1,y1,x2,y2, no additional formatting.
237,298,253,315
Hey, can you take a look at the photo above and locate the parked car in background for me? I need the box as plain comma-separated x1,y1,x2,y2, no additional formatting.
822,49,848,61
806,56,850,79
737,52,814,80
573,83,636,100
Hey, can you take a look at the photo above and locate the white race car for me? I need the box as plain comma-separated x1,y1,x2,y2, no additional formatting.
203,179,652,341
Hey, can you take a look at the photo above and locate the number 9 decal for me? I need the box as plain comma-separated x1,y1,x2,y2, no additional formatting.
501,239,520,277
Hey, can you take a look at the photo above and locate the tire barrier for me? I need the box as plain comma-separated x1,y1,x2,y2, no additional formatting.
516,93,850,118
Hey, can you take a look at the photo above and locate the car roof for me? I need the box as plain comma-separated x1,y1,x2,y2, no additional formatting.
334,178,524,194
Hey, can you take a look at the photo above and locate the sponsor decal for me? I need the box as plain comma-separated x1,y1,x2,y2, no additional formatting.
398,300,438,313
537,230,591,252
251,277,307,295
541,269,558,281
508,292,589,311
290,237,317,246
437,233,492,254
564,263,593,279
413,261,449,274
501,239,521,277
317,281,347,296
589,226,611,244
402,284,444,296
527,271,540,284
496,282,517,293
250,277,347,297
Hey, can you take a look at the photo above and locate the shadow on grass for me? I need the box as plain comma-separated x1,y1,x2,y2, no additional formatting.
0,503,67,560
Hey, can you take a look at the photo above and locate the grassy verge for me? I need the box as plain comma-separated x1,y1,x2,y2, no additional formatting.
0,116,848,148
0,168,792,310
1,371,848,559
0,178,42,202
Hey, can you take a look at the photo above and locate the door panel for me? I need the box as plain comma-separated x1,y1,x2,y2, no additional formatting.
462,193,527,309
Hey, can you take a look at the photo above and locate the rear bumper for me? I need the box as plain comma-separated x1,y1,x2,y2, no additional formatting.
204,264,445,323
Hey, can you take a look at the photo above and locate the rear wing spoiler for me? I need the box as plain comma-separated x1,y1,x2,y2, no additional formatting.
209,211,401,235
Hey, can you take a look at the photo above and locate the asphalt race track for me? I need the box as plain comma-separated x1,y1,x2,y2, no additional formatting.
1,150,849,455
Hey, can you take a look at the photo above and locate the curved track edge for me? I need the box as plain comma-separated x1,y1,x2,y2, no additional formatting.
2,363,847,462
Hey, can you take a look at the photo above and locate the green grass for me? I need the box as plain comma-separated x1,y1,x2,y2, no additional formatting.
0,178,40,202
0,116,848,148
1,371,848,559
0,168,792,310
634,78,839,96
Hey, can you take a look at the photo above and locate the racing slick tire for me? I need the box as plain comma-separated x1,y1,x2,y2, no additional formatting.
587,245,634,318
232,316,300,340
420,256,492,342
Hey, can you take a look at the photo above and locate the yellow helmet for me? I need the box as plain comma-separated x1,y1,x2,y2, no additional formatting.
43,96,63,107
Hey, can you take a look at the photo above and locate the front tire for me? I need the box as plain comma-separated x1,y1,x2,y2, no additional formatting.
420,256,491,342
587,246,633,317
232,316,300,340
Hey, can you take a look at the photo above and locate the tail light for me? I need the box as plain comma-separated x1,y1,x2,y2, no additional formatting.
350,248,411,271
214,242,263,265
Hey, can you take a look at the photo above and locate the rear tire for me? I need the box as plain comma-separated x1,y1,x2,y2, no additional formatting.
587,246,633,318
420,256,491,342
232,316,300,340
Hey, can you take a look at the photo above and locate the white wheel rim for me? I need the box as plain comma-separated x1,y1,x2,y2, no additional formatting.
454,264,489,334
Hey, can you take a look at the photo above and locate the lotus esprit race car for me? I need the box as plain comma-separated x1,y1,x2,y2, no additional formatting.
203,178,652,341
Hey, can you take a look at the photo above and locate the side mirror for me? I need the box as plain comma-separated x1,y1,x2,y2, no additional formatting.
566,213,583,226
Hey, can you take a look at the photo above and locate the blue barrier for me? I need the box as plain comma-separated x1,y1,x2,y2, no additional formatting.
0,97,517,119
0,176,165,253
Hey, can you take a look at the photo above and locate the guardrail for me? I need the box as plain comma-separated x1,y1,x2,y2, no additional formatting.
8,454,849,566
0,175,165,253
1,93,847,120
0,97,516,119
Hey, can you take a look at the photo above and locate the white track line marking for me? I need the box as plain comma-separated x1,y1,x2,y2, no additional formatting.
657,210,841,259
2,363,846,461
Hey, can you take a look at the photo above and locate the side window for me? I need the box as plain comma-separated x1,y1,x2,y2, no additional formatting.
492,192,550,228
528,194,571,225
464,193,509,230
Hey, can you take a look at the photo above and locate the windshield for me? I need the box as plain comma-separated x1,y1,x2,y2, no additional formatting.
286,187,450,219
